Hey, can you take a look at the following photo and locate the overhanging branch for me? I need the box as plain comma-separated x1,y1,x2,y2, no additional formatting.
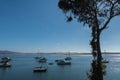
100,17,112,32
99,1,118,32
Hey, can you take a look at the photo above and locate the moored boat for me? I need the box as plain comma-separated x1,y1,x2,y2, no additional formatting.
33,67,47,72
1,57,11,62
0,62,11,67
38,57,47,63
55,59,63,62
65,52,72,60
57,60,71,65
65,57,72,60
34,56,42,59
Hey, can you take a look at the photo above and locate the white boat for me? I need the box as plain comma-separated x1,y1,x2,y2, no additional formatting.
33,67,47,72
57,60,71,65
0,56,11,67
0,62,11,67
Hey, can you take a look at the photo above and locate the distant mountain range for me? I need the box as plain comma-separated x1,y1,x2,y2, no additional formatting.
0,50,21,54
0,50,120,54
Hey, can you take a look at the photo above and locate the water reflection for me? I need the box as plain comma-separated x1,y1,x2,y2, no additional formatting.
0,67,11,80
0,67,11,74
87,59,107,80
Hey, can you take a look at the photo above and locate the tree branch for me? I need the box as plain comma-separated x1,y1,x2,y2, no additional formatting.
100,1,117,32
100,17,112,32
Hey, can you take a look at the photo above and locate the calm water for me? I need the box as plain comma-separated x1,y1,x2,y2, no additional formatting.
0,53,120,80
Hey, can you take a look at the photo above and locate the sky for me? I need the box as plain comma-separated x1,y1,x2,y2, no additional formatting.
0,0,120,53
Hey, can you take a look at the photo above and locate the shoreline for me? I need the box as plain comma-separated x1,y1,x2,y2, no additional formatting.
0,52,120,55
0,50,120,55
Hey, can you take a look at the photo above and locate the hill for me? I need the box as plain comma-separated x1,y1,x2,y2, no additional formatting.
0,50,20,54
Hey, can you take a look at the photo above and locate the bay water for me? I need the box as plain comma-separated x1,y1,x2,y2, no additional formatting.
0,53,120,80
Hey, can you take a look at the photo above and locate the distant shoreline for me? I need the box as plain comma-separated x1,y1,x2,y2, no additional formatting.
57,52,120,55
0,50,120,55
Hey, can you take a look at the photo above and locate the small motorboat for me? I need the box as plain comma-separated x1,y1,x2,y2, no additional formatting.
33,67,47,72
57,60,71,65
1,57,11,62
0,62,11,67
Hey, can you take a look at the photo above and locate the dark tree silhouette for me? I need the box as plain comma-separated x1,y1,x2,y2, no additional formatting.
87,59,107,80
58,0,120,80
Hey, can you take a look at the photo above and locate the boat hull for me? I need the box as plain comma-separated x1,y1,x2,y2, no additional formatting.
0,64,11,67
57,60,71,65
33,67,47,72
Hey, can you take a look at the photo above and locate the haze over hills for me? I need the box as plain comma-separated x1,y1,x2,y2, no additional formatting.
0,50,22,54
0,50,86,54
0,50,120,55
0,50,80,54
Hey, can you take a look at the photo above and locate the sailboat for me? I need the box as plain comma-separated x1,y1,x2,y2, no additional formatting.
38,57,47,63
33,61,47,72
34,50,42,59
102,50,109,63
65,52,72,60
34,49,47,63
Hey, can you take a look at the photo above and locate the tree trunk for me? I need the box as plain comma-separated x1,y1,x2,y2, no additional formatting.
90,24,103,80
96,15,103,80
97,31,102,61
96,31,103,80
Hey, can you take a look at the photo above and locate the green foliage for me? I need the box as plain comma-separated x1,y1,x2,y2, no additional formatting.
58,0,120,29
58,0,120,59
58,1,119,80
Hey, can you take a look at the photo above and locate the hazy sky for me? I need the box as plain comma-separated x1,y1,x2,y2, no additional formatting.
0,0,120,53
